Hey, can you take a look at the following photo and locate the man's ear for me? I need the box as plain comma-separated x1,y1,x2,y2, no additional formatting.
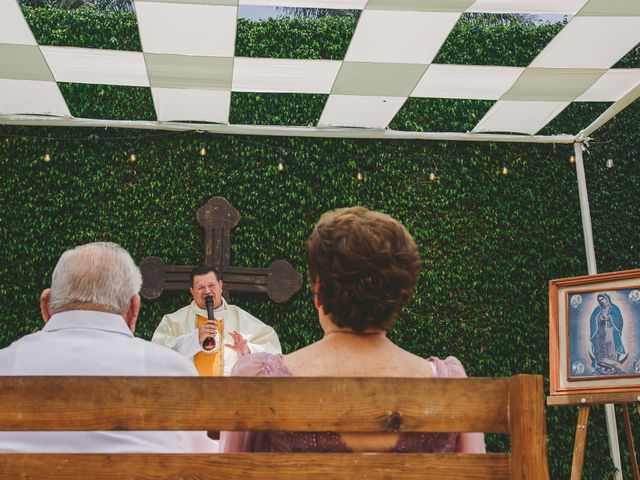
219,280,224,291
189,286,194,298
40,289,52,324
124,294,141,333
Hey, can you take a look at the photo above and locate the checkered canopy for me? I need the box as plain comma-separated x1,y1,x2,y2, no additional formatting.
1,0,639,141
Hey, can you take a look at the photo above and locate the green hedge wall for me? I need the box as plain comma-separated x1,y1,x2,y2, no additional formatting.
2,8,640,479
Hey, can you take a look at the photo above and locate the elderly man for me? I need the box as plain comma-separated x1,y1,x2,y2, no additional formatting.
152,265,281,376
0,242,217,453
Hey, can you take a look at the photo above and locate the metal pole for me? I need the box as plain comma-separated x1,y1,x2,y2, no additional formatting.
574,142,622,480
0,114,576,144
576,82,640,142
574,143,597,275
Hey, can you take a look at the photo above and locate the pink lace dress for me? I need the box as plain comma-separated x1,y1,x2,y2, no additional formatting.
221,353,483,453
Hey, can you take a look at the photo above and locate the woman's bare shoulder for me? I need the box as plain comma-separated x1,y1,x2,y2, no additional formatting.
281,341,327,375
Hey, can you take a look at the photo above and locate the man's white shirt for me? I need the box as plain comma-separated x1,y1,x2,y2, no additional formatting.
0,310,217,453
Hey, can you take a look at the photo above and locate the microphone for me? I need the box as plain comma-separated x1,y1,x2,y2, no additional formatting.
202,295,216,351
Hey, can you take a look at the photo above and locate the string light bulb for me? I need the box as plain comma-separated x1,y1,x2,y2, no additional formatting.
44,136,52,162
277,158,285,171
606,157,614,168
199,146,207,157
356,168,364,182
427,157,438,182
129,152,137,162
501,165,509,175
569,155,576,164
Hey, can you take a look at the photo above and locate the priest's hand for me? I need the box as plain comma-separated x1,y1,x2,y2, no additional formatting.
198,321,217,345
225,330,250,356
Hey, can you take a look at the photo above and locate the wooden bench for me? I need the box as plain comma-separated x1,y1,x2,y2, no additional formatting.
0,375,549,479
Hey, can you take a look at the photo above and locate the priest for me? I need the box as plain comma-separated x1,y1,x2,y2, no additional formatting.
152,265,281,376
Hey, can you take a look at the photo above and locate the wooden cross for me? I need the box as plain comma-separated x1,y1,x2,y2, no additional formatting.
139,197,303,303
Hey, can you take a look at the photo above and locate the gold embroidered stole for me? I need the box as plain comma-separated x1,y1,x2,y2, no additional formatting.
194,314,224,376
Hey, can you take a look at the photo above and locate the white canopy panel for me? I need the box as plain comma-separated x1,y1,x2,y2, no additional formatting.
134,0,237,122
41,47,149,87
1,0,639,139
135,1,237,56
152,87,230,122
318,95,406,129
232,58,341,93
0,78,70,117
576,69,640,101
530,16,640,69
344,10,462,63
473,100,569,135
0,0,36,45
412,65,524,100
467,0,588,14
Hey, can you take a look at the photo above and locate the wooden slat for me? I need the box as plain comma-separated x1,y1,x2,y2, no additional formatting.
548,279,560,396
0,453,511,480
622,404,640,480
570,405,590,480
547,392,640,406
224,266,272,276
509,375,550,480
550,269,640,287
161,267,273,287
224,282,268,292
0,376,510,433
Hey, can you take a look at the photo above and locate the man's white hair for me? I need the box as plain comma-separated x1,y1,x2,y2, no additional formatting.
48,242,142,316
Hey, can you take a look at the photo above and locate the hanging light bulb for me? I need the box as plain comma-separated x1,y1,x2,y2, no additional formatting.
356,168,364,182
606,157,614,168
44,136,52,162
569,155,576,164
129,152,137,162
277,159,285,171
427,157,438,182
501,165,509,175
199,146,207,157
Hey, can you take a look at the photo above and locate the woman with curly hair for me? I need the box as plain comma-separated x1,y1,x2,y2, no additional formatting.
221,207,485,453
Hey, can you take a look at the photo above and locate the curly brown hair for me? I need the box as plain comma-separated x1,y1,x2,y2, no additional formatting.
306,207,421,332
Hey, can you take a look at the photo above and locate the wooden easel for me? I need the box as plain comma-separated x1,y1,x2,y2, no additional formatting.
548,392,640,480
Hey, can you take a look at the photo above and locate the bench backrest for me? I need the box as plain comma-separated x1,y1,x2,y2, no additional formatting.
0,374,549,479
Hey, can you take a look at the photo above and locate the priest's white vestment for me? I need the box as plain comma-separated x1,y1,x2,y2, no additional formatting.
152,299,281,376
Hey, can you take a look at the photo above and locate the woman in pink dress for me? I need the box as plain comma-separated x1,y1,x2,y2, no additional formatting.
221,207,485,454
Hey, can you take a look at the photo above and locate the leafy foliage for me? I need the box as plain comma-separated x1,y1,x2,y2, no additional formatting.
434,14,564,66
230,93,327,126
2,8,640,480
274,7,359,19
390,98,494,133
236,16,356,59
21,5,141,50
59,83,155,120
19,0,134,12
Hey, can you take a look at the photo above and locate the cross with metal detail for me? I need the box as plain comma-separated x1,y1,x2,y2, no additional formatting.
139,197,303,303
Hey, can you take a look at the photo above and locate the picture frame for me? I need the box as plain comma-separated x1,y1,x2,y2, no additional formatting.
549,269,640,397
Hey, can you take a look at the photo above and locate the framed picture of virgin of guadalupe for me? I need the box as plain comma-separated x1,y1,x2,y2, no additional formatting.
549,269,640,396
